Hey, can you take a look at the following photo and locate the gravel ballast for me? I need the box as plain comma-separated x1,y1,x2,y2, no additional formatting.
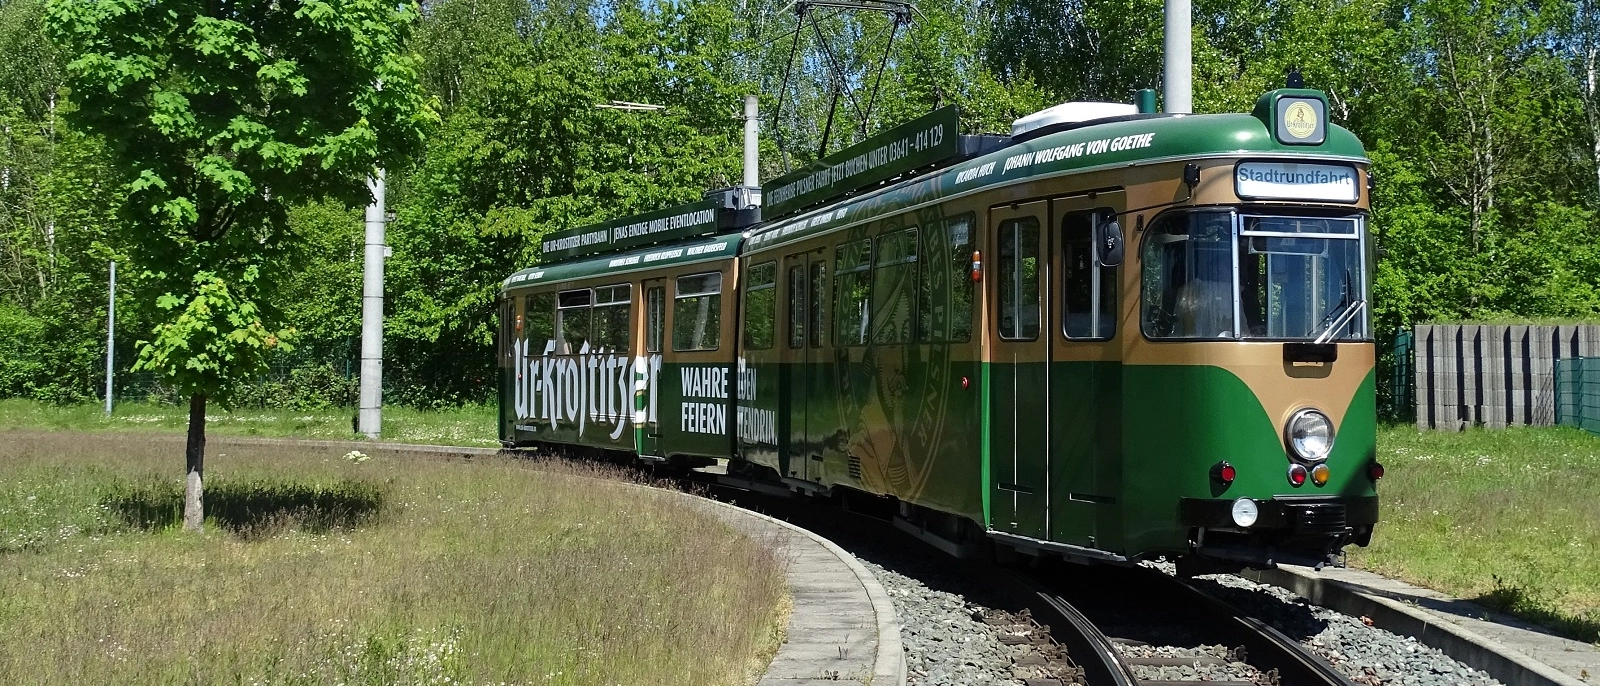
857,553,1506,686
1188,571,1505,686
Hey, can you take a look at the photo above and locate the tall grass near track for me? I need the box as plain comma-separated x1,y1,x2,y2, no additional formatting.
1351,425,1600,644
0,433,787,685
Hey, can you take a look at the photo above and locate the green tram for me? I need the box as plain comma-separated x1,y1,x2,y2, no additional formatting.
498,87,1381,571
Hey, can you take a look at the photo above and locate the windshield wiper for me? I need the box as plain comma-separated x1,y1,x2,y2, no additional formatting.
1313,298,1366,344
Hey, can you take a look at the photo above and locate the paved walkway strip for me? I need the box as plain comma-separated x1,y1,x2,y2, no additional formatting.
1246,565,1596,686
690,498,906,686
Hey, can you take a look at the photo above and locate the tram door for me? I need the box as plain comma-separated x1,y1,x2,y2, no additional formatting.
1048,193,1124,548
988,201,1050,539
781,250,825,481
637,278,667,458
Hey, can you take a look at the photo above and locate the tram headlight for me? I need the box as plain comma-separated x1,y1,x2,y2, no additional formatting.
1231,498,1259,528
1286,408,1334,462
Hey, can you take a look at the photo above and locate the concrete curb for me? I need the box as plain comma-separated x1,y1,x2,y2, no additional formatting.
1244,566,1590,686
690,496,907,686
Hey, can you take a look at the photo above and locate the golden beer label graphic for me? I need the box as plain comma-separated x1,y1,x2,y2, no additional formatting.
1284,101,1318,139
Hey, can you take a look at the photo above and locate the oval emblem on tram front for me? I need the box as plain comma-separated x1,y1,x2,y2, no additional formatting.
1284,101,1318,139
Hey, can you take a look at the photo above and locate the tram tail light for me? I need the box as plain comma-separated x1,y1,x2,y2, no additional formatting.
971,251,982,282
1287,463,1308,487
1368,462,1385,481
1310,463,1330,486
1212,461,1236,485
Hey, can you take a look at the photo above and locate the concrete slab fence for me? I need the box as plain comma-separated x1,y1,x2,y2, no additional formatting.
1412,324,1600,431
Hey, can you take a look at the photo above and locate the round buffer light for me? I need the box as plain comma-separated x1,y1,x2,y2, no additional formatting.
1286,409,1335,461
1287,463,1309,487
1213,461,1237,485
1231,498,1259,528
1310,463,1331,487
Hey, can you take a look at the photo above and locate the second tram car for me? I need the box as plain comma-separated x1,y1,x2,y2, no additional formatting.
498,87,1381,571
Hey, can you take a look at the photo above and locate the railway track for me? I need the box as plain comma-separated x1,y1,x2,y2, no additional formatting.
699,480,1358,686
992,561,1358,686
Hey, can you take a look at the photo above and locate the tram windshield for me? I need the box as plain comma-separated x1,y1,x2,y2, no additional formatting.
1142,211,1369,341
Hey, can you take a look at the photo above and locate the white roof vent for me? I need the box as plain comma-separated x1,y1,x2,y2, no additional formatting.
1010,102,1139,137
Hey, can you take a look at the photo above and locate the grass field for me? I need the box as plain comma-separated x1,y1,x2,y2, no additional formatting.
1350,425,1600,644
0,432,787,685
0,398,499,446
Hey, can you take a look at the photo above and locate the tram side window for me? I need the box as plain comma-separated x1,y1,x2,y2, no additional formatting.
556,289,592,353
500,297,514,360
646,286,665,353
745,262,777,350
834,239,872,346
917,214,975,343
592,284,631,351
787,265,805,349
524,292,556,351
1062,211,1117,340
872,228,917,345
673,272,722,351
997,217,1041,340
808,260,826,348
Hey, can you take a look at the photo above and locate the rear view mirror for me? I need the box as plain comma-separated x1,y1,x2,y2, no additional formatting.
1097,215,1125,267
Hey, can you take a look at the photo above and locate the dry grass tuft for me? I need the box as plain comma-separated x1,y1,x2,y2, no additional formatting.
0,431,788,685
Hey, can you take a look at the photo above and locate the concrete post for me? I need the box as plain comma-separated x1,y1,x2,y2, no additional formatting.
104,260,114,416
358,171,386,438
1163,0,1193,114
743,95,760,188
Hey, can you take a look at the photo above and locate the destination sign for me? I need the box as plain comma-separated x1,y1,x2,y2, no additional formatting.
1235,162,1358,202
541,199,721,261
764,106,960,220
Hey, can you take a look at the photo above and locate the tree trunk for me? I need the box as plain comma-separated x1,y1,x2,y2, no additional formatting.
184,393,206,531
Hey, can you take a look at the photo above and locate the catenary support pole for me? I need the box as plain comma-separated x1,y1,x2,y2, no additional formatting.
743,95,760,188
104,260,114,416
358,171,386,438
1163,0,1192,114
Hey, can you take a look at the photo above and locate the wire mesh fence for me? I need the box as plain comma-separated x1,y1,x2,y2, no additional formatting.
1555,357,1600,436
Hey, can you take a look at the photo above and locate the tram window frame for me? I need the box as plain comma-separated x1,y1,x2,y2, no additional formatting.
871,228,918,345
1139,210,1238,341
917,214,976,343
744,261,777,350
524,292,556,351
646,286,665,353
787,264,805,349
1061,210,1117,341
556,288,593,353
672,271,723,352
833,238,873,347
997,216,1042,341
808,260,827,348
591,283,631,351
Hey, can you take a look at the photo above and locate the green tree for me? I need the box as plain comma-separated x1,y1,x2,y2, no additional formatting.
45,0,435,529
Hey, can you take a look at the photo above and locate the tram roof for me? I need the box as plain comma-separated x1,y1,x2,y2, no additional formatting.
501,231,742,292
743,112,1368,253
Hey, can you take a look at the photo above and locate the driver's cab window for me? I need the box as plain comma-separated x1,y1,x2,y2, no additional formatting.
1141,211,1235,339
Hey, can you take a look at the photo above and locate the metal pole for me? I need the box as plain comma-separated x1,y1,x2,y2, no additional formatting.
1163,0,1192,114
358,171,386,438
104,260,114,416
743,95,760,188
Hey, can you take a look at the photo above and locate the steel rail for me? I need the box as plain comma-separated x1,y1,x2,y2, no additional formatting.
1007,564,1357,686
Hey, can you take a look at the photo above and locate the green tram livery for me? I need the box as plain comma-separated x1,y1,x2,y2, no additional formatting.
498,88,1381,572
